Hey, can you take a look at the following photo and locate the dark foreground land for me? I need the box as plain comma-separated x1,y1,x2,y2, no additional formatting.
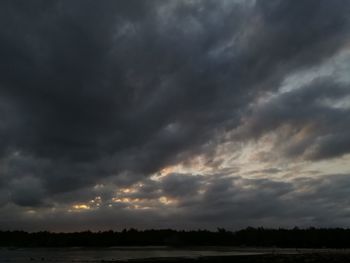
3,227,350,247
113,252,350,263
3,228,350,262
2,248,350,262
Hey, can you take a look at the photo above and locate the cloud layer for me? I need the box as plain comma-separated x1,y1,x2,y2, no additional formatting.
0,0,349,230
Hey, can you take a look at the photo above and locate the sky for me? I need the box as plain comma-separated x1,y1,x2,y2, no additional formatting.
0,0,350,232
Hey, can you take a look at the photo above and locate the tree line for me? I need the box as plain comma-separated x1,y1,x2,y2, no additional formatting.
1,227,350,247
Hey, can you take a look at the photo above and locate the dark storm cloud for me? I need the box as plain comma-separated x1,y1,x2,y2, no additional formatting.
9,176,46,207
0,0,349,229
157,173,350,229
2,172,350,231
161,173,202,198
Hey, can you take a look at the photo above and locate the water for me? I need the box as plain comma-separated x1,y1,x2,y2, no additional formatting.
0,247,264,262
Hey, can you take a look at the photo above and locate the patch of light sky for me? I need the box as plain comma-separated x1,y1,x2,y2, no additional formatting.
151,49,350,183
252,49,350,108
281,49,350,92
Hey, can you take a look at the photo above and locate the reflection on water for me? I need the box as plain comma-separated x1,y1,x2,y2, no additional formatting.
0,247,264,262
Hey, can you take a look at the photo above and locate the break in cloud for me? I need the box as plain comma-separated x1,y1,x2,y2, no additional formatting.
0,0,350,231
